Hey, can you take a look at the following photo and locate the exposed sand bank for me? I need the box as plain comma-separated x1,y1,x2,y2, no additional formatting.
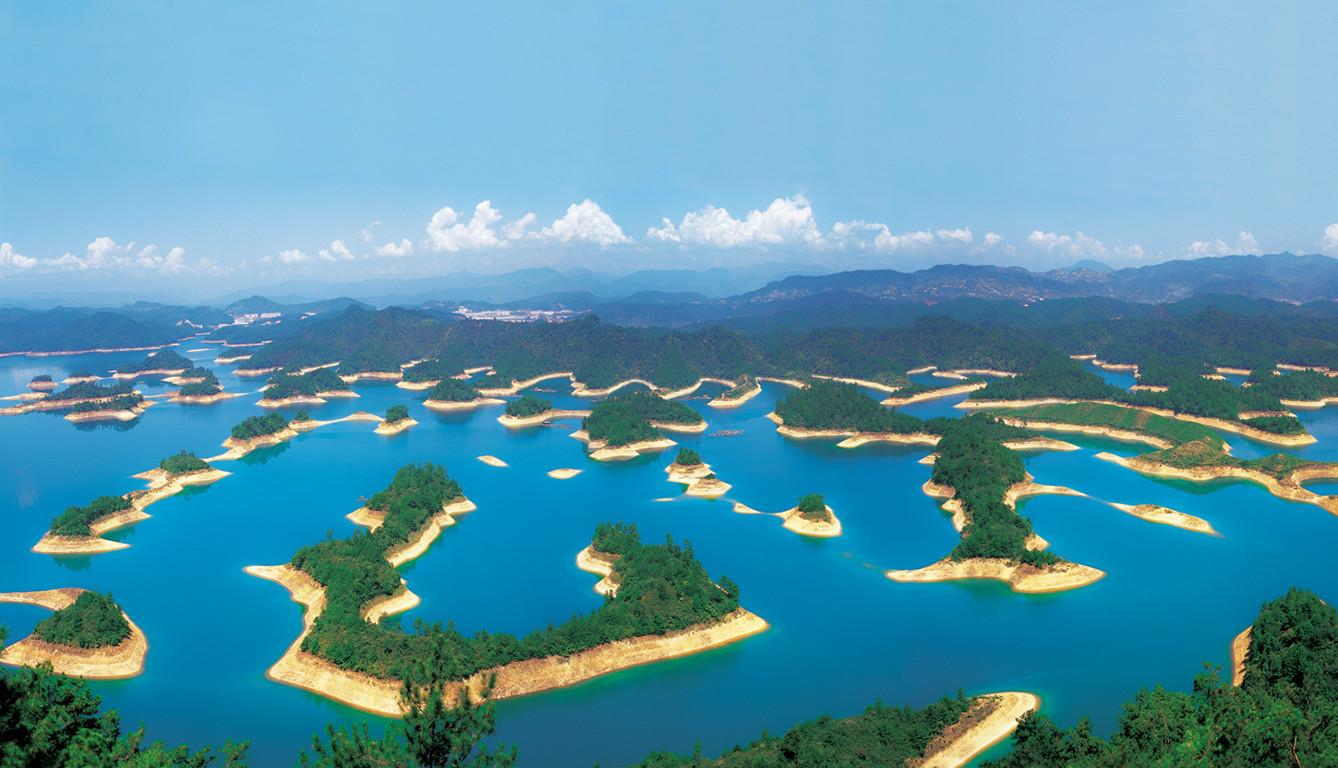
256,395,328,408
575,546,621,595
932,371,968,381
210,427,301,461
1094,451,1338,515
0,588,148,678
886,558,1105,593
233,366,282,377
1130,384,1170,392
477,371,573,396
27,380,57,392
811,374,902,393
170,391,243,405
994,416,1173,449
914,692,1041,768
1001,437,1080,452
64,401,151,422
907,365,939,374
548,468,582,479
756,376,806,389
374,418,418,436
570,378,656,397
477,454,508,467
1216,366,1252,376
496,408,590,428
1092,359,1137,372
652,419,708,434
589,438,677,461
289,412,382,432
707,381,762,409
768,412,940,447
340,371,402,383
423,397,506,411
395,379,438,391
1107,502,1216,535
1231,626,1251,686
111,368,187,381
881,382,987,406
731,502,842,538
214,354,252,364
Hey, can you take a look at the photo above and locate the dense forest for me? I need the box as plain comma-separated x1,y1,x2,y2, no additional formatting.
384,404,410,424
118,349,192,374
28,374,52,384
503,395,552,417
674,448,702,467
48,495,133,536
289,464,738,682
985,588,1337,766
229,413,290,441
67,394,144,414
773,379,923,434
796,494,830,522
424,378,484,402
32,591,130,649
45,380,136,402
177,368,222,396
159,451,210,474
583,392,703,446
264,368,346,399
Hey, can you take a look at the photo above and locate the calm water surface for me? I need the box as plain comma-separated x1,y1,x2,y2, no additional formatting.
1,346,1335,766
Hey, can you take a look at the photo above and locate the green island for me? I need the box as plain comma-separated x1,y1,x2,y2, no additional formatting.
424,378,485,402
45,380,138,404
48,495,134,537
32,591,130,649
504,394,552,418
175,367,223,396
384,404,410,424
773,379,924,435
582,391,704,447
159,450,211,475
27,374,53,388
263,367,348,401
795,493,831,523
116,348,192,375
673,447,702,466
66,394,146,417
716,375,758,400
276,464,747,692
230,412,291,441
400,357,454,383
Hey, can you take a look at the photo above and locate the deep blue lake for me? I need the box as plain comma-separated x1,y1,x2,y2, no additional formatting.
1,345,1335,766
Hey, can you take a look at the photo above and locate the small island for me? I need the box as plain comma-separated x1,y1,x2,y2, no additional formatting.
169,368,239,404
247,465,766,715
0,380,148,420
258,368,358,407
32,451,228,555
374,404,417,436
780,493,842,537
496,395,590,428
0,589,147,678
111,349,191,380
422,378,505,411
27,374,56,391
214,413,299,459
664,448,731,498
770,379,939,447
576,391,705,461
706,375,761,409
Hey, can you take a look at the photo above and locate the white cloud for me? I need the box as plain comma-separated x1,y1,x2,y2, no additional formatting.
1323,224,1338,257
1186,231,1262,257
0,242,37,275
828,222,975,253
649,195,821,248
374,239,415,257
425,201,506,252
34,237,222,275
540,199,630,246
1027,230,1146,264
317,240,354,262
268,248,310,264
983,232,1004,247
360,220,383,243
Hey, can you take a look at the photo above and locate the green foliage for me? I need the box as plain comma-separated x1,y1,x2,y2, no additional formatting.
1138,437,1316,481
230,413,290,441
998,401,1219,446
49,495,132,536
774,379,923,434
293,410,312,422
719,375,757,399
796,494,829,522
1125,375,1290,424
1251,370,1338,402
32,591,130,649
119,349,192,373
630,693,973,768
46,380,136,402
67,394,144,414
583,392,703,447
503,395,551,418
1134,353,1212,387
0,662,248,766
178,368,222,396
425,379,483,402
265,368,345,399
985,588,1338,767
385,405,410,424
933,418,1057,566
29,374,52,383
290,467,737,683
976,354,1123,402
591,522,640,555
160,450,209,475
674,448,703,467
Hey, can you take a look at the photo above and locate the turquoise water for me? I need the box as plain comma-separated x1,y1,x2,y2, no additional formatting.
1,345,1336,766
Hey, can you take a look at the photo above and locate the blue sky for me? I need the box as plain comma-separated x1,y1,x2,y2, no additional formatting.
2,2,1337,294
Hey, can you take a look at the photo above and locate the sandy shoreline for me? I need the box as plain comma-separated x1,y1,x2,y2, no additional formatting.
477,371,573,397
214,353,252,364
665,463,732,498
768,413,941,448
170,391,243,405
811,374,902,393
570,378,656,397
994,417,1174,449
374,417,418,436
340,371,403,383
1094,451,1338,515
64,401,152,422
575,546,621,595
209,427,301,461
570,429,678,461
1107,502,1216,534
882,382,987,406
707,381,762,409
0,588,148,678
887,558,1106,593
916,692,1041,768
496,408,590,428
111,367,188,381
548,468,582,479
477,455,508,467
1231,626,1252,686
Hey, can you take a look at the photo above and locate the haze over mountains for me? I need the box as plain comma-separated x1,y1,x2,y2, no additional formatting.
6,252,1338,355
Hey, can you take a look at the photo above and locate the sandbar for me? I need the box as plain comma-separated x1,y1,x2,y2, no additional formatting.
27,380,57,392
731,501,842,537
110,367,188,380
477,454,508,467
0,588,148,678
1000,437,1079,452
575,546,621,595
811,374,902,393
215,354,252,364
931,370,968,380
64,401,152,422
395,379,438,391
171,391,243,405
233,366,282,377
707,381,762,409
496,408,590,428
548,468,582,479
477,371,573,396
881,382,986,406
915,692,1041,768
1106,502,1215,535
374,418,418,436
886,558,1105,593
570,378,656,398
755,376,806,389
1094,451,1338,515
340,371,402,383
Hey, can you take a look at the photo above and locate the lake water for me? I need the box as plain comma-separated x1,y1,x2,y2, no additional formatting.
1,345,1335,766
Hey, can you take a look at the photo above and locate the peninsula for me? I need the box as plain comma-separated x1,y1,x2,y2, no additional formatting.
496,395,589,428
0,589,147,678
577,391,704,461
